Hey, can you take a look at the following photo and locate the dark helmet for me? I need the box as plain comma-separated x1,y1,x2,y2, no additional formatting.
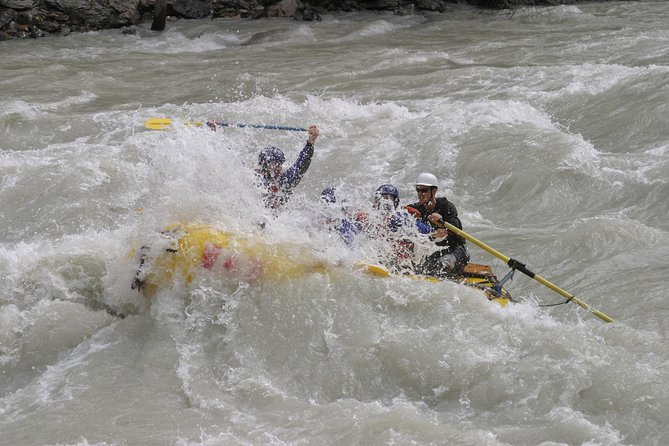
375,184,400,208
320,187,337,204
258,147,286,167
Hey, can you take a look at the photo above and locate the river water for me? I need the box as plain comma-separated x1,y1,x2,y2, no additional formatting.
1,1,668,445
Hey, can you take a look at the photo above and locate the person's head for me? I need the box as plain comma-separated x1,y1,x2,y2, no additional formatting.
374,184,400,211
415,172,438,205
258,147,286,179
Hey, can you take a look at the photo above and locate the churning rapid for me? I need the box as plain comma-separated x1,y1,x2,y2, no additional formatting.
1,1,668,445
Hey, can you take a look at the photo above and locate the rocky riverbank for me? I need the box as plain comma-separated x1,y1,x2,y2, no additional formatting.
0,0,593,41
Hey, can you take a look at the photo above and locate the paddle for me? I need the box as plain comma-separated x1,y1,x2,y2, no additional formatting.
144,117,307,132
439,221,615,323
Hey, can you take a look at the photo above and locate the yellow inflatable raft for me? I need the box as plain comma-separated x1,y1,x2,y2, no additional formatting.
131,223,512,306
132,223,330,294
356,262,512,306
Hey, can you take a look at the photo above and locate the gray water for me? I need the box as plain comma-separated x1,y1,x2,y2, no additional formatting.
1,1,668,445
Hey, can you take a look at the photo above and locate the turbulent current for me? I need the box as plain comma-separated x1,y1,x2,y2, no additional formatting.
1,2,668,445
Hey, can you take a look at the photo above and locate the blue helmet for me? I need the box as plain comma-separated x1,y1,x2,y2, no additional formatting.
258,147,286,167
376,184,400,208
320,187,337,204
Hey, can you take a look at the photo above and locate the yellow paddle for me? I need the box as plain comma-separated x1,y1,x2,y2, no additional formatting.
144,117,307,132
440,221,615,323
144,117,202,130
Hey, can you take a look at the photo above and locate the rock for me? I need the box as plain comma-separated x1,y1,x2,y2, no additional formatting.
361,0,399,10
300,6,322,21
38,18,64,32
212,0,253,18
42,0,139,28
395,3,414,15
0,0,37,9
415,0,446,12
266,0,299,17
171,0,210,18
0,8,16,28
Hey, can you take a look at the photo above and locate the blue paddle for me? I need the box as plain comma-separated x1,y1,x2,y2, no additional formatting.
144,117,307,132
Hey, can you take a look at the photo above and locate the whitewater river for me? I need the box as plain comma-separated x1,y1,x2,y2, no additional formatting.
1,1,668,444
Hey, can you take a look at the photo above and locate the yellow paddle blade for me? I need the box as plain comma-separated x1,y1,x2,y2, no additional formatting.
144,118,204,130
355,262,392,278
144,117,172,129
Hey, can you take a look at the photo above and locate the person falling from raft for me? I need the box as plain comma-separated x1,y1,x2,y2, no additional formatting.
357,184,432,273
319,186,363,246
406,172,470,277
256,125,320,209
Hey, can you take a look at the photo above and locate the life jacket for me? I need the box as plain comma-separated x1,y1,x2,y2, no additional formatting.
408,197,466,248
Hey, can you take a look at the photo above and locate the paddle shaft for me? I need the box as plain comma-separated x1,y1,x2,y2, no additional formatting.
440,221,615,323
144,117,307,132
211,121,307,132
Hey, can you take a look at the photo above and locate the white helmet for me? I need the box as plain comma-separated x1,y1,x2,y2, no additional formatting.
415,172,439,188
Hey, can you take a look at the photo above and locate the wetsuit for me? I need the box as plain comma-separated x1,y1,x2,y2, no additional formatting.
257,141,314,209
409,196,469,277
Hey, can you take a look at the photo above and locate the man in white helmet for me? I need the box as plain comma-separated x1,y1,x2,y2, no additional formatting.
407,172,469,277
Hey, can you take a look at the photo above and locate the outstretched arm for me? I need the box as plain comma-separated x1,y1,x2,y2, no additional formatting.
280,125,319,191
